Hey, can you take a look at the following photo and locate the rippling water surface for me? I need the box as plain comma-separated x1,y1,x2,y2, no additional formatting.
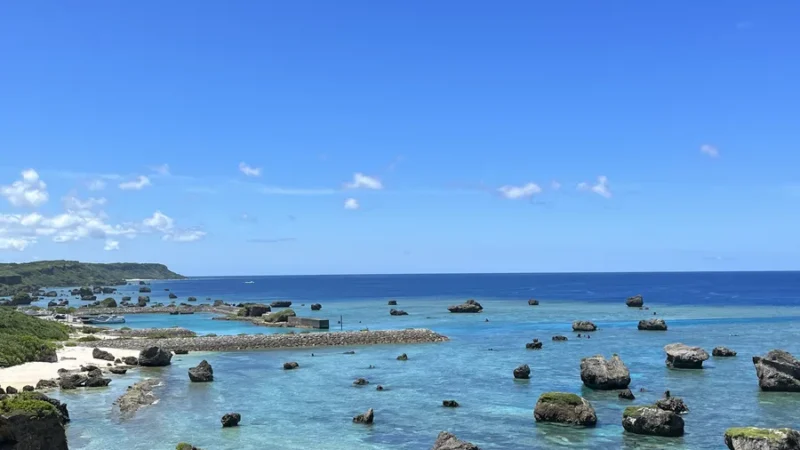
44,272,800,449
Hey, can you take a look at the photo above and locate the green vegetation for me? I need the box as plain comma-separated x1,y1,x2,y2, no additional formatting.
263,308,296,323
76,335,100,342
0,308,69,368
53,307,77,314
120,326,131,331
64,341,77,347
205,333,217,337
0,260,184,294
10,292,33,306
538,392,583,406
99,298,117,308
725,427,790,441
0,392,58,418
623,406,651,418
79,326,104,334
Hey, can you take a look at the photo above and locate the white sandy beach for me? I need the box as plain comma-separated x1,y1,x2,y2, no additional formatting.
0,346,140,391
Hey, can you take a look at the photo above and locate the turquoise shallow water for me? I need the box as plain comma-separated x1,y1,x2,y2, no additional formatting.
40,273,800,449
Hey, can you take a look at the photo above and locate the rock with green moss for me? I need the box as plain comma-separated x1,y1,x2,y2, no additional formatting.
533,392,596,426
580,354,630,390
9,292,33,306
99,297,117,308
0,393,68,449
622,405,684,437
263,309,296,323
724,427,800,450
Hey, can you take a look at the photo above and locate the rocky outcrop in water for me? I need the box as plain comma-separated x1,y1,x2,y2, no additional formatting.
240,304,270,317
283,362,299,370
0,393,69,450
638,319,667,331
442,400,459,408
310,303,322,311
58,368,110,389
447,300,483,313
92,348,115,361
139,286,151,293
724,427,800,450
35,379,58,390
656,397,689,414
513,364,530,379
432,431,480,450
753,350,800,392
270,301,292,308
526,339,543,350
664,343,709,369
122,356,138,366
572,321,597,332
390,309,408,316
263,309,296,323
580,354,631,390
528,299,539,306
713,347,737,357
619,389,635,400
397,353,408,361
626,295,644,307
552,335,568,341
138,347,172,367
187,297,197,302
352,408,374,424
622,406,684,437
188,360,213,382
115,379,161,417
388,300,397,306
353,378,369,386
109,367,127,375
534,392,597,426
168,293,177,299
221,412,240,427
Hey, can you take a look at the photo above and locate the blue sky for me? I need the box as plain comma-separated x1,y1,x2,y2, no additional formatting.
1,2,799,275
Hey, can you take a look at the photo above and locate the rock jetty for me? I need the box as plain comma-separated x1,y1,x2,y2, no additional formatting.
79,328,449,352
753,350,800,392
572,321,597,332
447,300,483,313
713,347,737,357
724,427,800,450
626,295,644,307
115,379,161,417
432,431,480,450
580,354,631,390
638,319,667,331
622,406,684,437
664,343,709,369
106,327,197,338
534,392,597,427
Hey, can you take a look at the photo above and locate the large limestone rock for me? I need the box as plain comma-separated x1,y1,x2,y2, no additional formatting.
0,395,69,450
572,321,597,332
664,343,709,369
188,360,214,382
724,427,800,450
221,412,241,427
752,350,800,392
622,406,684,437
533,392,597,427
513,364,530,380
626,295,644,307
447,299,483,313
713,347,737,357
92,348,115,361
352,408,373,424
580,354,631,390
115,379,160,417
638,319,667,331
270,301,292,308
431,431,480,450
138,347,172,367
263,309,296,323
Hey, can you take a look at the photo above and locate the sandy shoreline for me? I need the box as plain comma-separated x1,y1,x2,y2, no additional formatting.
0,346,140,391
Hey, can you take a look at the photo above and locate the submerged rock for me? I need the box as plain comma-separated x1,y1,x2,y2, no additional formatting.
552,335,568,341
221,412,241,427
664,343,709,369
622,406,684,437
283,362,299,370
572,321,597,332
534,392,597,427
580,354,631,390
626,295,644,307
638,319,667,331
753,350,800,392
390,309,409,316
655,397,689,414
447,300,483,313
115,379,161,417
353,378,369,386
432,431,480,450
724,427,800,450
138,347,172,367
513,364,530,380
619,389,635,400
713,347,737,357
188,360,214,382
352,408,374,424
92,348,115,361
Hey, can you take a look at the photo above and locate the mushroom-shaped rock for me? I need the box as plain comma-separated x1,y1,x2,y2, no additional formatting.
138,347,173,367
619,389,635,400
655,397,689,414
713,347,737,357
310,303,322,311
447,299,483,313
188,360,214,382
513,364,530,380
572,321,597,332
534,392,597,427
432,432,480,450
528,299,539,306
283,362,299,370
221,413,241,427
626,295,644,307
442,400,459,408
753,350,800,392
724,427,800,450
664,343,709,369
526,339,543,350
580,354,631,390
638,319,667,331
622,406,684,437
397,353,408,361
390,309,409,316
552,335,568,341
92,348,115,361
352,408,374,424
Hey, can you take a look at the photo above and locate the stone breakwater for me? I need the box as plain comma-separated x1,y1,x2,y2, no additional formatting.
75,305,234,315
104,327,197,338
77,328,449,352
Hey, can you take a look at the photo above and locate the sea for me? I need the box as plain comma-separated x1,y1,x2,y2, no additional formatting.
34,272,800,449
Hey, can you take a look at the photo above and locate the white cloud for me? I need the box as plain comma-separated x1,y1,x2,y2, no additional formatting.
87,179,107,191
163,229,206,242
104,239,120,251
700,144,719,158
551,181,562,191
259,186,336,195
344,198,360,210
345,173,383,190
578,176,612,198
151,164,170,176
0,237,33,251
20,213,43,227
64,196,107,210
119,175,151,190
143,211,174,232
1,169,49,207
239,162,262,177
497,182,542,199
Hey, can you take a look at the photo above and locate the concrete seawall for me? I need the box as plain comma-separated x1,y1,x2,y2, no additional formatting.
77,328,449,352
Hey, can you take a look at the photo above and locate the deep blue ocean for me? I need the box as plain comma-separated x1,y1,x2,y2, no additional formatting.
41,272,800,449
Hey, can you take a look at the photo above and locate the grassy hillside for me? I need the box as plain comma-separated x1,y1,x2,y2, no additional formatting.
0,260,184,290
0,308,70,368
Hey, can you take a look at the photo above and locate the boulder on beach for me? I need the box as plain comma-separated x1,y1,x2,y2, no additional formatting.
526,339,543,350
447,299,483,313
724,427,800,450
310,303,322,311
270,301,292,308
753,350,800,392
580,354,631,390
534,392,597,427
22,385,34,392
664,343,709,369
174,349,189,355
138,347,172,367
626,295,644,307
390,309,409,316
221,412,241,428
263,309,296,323
713,347,737,357
432,431,480,450
442,400,459,408
655,397,689,414
283,362,299,370
36,379,59,390
109,367,127,375
388,300,397,306
0,393,69,450
552,335,568,341
92,348,115,362
513,364,531,380
638,319,667,331
528,299,539,306
572,321,597,332
622,406,684,437
619,389,635,400
352,408,374,425
122,356,139,366
188,360,214,382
